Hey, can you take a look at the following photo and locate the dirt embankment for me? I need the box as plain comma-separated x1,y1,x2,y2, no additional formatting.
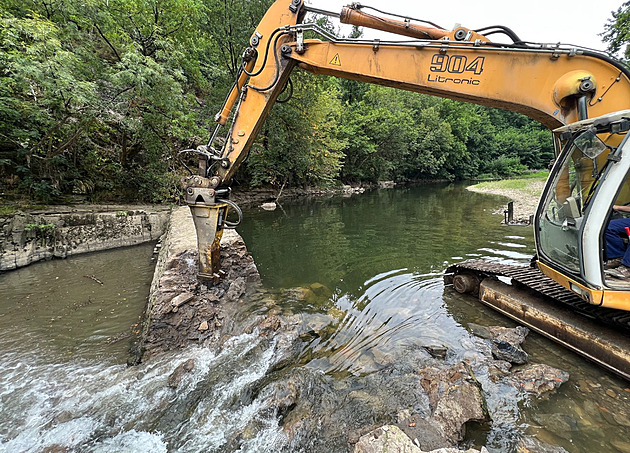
467,180,546,223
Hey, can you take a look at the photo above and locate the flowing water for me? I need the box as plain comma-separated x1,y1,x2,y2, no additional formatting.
1,184,629,452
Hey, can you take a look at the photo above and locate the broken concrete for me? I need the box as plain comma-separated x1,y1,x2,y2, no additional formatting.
134,206,260,363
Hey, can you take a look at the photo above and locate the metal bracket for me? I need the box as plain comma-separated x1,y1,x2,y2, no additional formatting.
289,0,301,13
296,30,304,53
551,44,561,60
373,39,380,52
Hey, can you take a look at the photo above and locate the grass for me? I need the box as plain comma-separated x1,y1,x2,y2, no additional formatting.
0,205,17,216
470,171,549,196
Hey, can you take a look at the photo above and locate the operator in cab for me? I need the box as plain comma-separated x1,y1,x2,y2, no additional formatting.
605,204,630,279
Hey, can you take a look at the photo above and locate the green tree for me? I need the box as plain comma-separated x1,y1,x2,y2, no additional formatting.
603,1,630,59
247,72,345,188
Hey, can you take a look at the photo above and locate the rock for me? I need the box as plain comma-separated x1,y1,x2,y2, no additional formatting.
423,345,448,359
371,347,395,366
517,436,570,453
354,425,423,453
510,363,569,396
41,446,69,453
261,202,277,211
416,363,489,446
301,313,333,335
170,292,195,312
611,440,630,453
226,277,247,302
398,416,448,451
468,324,529,364
309,282,333,299
266,379,299,417
198,320,209,331
167,359,195,388
353,425,489,453
378,181,396,189
257,315,282,335
468,323,493,339
613,411,630,428
492,339,528,365
532,413,578,440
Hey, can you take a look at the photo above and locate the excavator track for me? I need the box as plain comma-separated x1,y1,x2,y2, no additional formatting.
445,260,630,333
446,260,630,379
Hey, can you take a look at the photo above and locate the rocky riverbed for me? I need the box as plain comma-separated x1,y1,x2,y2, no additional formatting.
138,206,572,453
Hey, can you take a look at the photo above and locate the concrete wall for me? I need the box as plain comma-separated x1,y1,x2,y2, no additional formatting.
0,205,171,271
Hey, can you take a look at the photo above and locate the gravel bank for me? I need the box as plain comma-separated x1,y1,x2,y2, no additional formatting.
467,180,545,223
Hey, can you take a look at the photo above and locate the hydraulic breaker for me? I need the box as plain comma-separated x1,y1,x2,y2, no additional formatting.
182,175,231,282
189,200,228,282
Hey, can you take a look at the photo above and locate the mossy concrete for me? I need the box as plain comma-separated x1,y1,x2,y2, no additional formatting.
0,205,171,271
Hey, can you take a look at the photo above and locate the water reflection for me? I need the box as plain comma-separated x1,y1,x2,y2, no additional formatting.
238,184,630,453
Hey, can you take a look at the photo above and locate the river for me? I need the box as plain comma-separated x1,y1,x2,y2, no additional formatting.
0,184,629,452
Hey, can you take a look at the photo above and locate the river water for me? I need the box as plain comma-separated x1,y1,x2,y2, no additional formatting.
1,184,629,452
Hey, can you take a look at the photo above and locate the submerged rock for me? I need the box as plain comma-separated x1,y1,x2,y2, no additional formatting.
517,436,570,453
510,363,569,396
167,359,195,388
469,324,529,365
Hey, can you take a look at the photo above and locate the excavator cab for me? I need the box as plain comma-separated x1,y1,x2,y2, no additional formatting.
536,110,630,308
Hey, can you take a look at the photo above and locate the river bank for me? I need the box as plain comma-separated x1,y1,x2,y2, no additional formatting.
466,175,548,223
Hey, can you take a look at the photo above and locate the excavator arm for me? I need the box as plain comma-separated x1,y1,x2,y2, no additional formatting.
184,0,630,280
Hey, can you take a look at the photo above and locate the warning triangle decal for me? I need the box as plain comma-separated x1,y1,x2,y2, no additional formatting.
329,53,342,66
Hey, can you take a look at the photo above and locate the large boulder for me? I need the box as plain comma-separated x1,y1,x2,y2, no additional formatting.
354,425,489,453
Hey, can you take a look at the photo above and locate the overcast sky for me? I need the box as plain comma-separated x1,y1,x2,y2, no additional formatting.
305,0,624,52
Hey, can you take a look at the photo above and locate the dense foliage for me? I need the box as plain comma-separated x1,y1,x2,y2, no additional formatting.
0,0,575,203
603,1,630,60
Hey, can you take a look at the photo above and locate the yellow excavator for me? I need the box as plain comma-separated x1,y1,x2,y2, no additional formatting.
181,0,630,375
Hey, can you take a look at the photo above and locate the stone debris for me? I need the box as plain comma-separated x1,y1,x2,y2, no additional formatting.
422,345,448,359
138,208,573,453
469,324,529,365
134,207,261,363
170,292,195,312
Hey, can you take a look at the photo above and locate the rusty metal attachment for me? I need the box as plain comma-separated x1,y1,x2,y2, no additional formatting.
189,201,228,282
182,175,230,282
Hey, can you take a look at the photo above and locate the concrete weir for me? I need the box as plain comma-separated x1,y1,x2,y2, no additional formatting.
134,207,260,363
478,278,630,380
0,205,170,270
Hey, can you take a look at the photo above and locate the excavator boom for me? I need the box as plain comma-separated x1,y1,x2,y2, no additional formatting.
183,0,630,316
